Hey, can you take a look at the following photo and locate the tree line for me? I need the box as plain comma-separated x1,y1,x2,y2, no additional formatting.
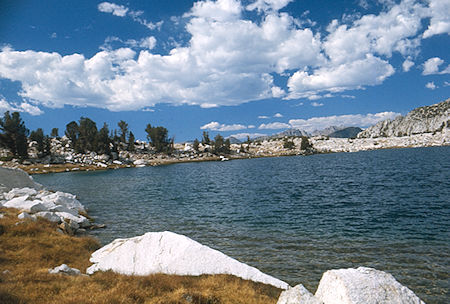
0,111,250,160
0,111,175,159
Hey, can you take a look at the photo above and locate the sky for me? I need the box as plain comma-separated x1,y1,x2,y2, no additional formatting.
0,0,449,142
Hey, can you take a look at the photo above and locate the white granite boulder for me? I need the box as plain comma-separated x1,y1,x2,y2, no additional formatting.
277,284,323,304
86,231,289,289
48,264,81,276
5,187,37,200
314,267,425,304
39,192,85,213
3,197,47,213
34,211,62,223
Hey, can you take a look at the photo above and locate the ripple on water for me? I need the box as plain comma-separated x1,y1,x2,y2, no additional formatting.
35,146,450,303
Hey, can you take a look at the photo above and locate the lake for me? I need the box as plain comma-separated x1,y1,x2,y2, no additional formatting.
34,146,450,303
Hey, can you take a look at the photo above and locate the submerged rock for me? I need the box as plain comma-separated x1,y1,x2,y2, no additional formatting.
314,267,425,304
86,231,289,289
277,284,322,304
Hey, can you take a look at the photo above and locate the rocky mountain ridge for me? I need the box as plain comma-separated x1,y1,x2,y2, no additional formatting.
358,98,449,138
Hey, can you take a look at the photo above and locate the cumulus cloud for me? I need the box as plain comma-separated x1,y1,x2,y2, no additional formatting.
98,2,129,17
200,121,252,131
228,132,266,140
0,0,446,111
402,59,414,72
423,0,450,38
273,113,283,117
258,122,291,129
287,54,395,99
422,57,450,75
425,81,437,90
246,0,294,12
311,102,323,107
289,112,400,132
258,115,269,119
0,98,43,116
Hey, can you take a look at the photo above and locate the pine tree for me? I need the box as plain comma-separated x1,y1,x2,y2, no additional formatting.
193,138,200,152
0,111,29,159
118,120,129,145
145,123,172,153
51,128,59,138
127,131,135,152
97,123,111,155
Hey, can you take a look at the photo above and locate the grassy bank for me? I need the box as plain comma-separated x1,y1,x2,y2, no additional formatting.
0,208,281,304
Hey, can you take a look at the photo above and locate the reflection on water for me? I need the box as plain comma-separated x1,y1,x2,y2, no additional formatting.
35,146,450,303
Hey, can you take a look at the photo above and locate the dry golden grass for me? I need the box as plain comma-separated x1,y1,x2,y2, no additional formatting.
0,208,281,304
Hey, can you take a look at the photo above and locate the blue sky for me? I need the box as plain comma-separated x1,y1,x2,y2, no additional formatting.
0,0,449,142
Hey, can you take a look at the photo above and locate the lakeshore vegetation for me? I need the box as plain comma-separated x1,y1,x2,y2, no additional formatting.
0,207,281,304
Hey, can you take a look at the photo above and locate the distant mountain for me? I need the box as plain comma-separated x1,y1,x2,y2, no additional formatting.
328,127,363,138
310,126,344,136
227,136,241,144
358,99,449,138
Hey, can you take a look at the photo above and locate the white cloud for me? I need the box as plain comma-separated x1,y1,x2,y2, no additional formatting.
274,113,283,117
246,0,294,12
423,0,450,38
402,59,414,72
422,57,450,75
258,115,269,119
287,54,395,99
258,122,291,129
98,2,162,30
186,0,242,22
311,102,324,107
0,0,446,111
228,132,266,140
98,2,129,17
425,81,437,90
289,112,400,132
444,81,450,87
200,121,251,131
0,98,43,116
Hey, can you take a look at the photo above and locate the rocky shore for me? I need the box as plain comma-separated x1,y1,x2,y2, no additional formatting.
0,167,427,303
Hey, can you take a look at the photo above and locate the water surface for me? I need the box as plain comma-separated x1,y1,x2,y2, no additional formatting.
35,146,450,303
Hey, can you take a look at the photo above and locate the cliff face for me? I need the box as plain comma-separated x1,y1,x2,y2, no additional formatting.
358,99,449,138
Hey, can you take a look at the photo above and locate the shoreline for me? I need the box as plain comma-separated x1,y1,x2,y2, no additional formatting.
4,139,449,175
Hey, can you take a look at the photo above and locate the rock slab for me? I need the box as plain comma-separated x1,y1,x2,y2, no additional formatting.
86,231,289,290
314,267,425,304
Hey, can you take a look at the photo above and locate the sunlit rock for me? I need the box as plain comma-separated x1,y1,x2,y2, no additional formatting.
277,284,322,304
48,264,81,276
86,231,289,289
314,267,425,304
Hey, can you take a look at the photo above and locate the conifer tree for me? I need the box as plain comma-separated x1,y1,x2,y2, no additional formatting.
0,111,29,159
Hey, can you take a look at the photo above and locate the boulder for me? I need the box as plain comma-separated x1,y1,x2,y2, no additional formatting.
86,231,289,290
4,197,47,213
18,211,34,220
314,267,425,304
277,284,322,304
35,211,62,223
55,212,90,227
5,187,37,200
133,159,148,166
48,264,81,276
39,192,85,212
0,167,43,191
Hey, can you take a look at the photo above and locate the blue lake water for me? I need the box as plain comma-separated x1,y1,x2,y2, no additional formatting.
34,146,450,303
